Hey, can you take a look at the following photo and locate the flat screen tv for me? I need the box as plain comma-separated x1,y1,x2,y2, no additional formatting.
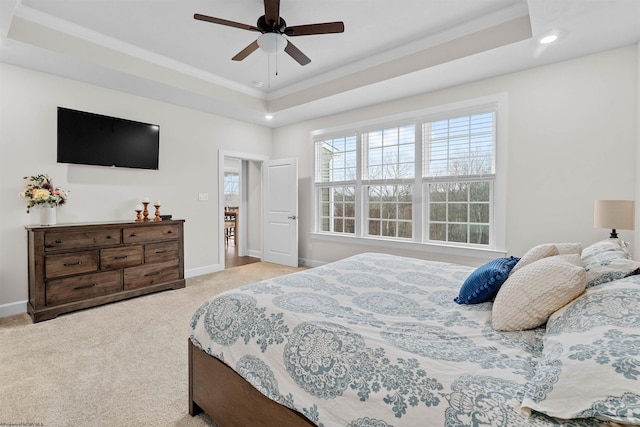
57,107,160,170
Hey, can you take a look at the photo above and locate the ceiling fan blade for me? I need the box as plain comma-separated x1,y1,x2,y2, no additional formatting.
194,13,259,32
285,22,344,36
232,40,260,61
285,40,311,66
264,0,280,26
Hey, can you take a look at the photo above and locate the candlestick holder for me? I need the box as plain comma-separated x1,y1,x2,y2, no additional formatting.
142,202,150,221
154,204,162,221
135,209,143,222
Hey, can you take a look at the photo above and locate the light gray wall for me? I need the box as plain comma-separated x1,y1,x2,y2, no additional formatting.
0,63,272,314
273,45,639,267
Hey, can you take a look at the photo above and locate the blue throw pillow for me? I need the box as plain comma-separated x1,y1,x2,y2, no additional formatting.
454,257,520,304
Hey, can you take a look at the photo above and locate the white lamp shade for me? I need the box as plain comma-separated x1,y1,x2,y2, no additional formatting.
257,33,286,54
594,200,635,230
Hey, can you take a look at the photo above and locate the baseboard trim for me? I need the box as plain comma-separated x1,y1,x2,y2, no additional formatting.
185,264,223,278
298,257,325,268
247,249,262,259
0,300,28,318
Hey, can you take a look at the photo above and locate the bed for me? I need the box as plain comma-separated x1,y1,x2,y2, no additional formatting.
189,240,640,426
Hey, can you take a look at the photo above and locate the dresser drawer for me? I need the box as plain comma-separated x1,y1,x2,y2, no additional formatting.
124,260,180,290
45,229,121,251
27,220,184,322
46,251,99,279
101,245,143,269
123,225,178,244
46,270,122,306
145,241,180,264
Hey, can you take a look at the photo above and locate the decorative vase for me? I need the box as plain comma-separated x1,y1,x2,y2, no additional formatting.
40,205,57,226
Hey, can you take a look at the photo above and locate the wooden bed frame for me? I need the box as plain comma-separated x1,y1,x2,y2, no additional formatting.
188,339,315,426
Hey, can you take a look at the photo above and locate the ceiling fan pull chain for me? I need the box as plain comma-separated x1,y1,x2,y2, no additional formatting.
268,54,272,88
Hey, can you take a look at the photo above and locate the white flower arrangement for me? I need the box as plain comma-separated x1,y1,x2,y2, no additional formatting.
19,174,68,213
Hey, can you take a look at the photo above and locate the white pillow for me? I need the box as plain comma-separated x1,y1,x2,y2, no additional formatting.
509,243,558,276
581,238,630,261
510,242,582,276
554,242,582,255
492,254,587,332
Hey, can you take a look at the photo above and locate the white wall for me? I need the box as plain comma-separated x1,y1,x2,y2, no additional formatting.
273,45,639,266
2,44,638,316
0,63,272,314
636,42,640,259
247,160,263,258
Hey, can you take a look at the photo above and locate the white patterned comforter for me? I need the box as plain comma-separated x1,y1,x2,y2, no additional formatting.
189,253,611,426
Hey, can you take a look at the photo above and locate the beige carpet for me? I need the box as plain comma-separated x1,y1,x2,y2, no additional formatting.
0,262,306,427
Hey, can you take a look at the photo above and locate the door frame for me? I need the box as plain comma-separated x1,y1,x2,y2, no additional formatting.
218,150,269,269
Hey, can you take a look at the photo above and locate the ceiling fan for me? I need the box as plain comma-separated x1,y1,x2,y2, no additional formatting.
194,0,344,66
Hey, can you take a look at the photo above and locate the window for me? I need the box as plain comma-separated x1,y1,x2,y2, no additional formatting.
318,186,356,233
424,112,494,245
367,184,413,238
312,96,504,252
315,136,357,234
224,172,239,207
363,124,415,239
427,181,491,244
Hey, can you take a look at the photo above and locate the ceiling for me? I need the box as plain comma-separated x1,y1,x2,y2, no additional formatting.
1,0,639,128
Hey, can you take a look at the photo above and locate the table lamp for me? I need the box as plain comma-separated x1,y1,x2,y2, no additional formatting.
594,200,635,238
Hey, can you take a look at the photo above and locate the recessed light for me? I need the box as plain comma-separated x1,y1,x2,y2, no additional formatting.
539,34,558,45
265,114,273,120
252,80,264,88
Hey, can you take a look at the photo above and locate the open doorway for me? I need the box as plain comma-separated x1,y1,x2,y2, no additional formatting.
218,150,298,270
222,156,260,269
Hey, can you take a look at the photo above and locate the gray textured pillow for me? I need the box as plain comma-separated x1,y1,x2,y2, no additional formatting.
492,254,587,332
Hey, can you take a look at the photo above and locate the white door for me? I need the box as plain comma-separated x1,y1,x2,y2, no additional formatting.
263,158,298,267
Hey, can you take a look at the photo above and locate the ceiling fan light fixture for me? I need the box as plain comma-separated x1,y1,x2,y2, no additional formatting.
195,1,343,66
257,33,286,53
539,34,558,44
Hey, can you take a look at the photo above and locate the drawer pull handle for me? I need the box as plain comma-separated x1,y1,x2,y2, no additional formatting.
145,271,162,277
115,255,128,259
74,283,97,290
155,250,167,254
130,233,137,237
106,235,113,239
64,261,82,266
55,239,62,244
167,230,173,234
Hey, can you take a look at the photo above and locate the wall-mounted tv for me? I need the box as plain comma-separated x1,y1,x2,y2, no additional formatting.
57,107,160,170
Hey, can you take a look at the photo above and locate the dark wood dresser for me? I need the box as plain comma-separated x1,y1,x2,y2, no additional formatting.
26,220,185,322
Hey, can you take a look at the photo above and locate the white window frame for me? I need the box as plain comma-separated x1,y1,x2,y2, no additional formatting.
310,94,508,260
